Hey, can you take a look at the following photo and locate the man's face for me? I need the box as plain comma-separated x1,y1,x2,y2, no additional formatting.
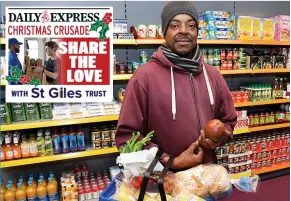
165,14,198,58
10,44,20,53
46,47,54,56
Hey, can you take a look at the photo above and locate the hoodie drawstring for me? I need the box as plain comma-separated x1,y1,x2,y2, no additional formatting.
171,67,176,120
170,63,215,121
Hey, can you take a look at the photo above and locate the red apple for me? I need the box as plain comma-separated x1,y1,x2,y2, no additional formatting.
204,119,225,143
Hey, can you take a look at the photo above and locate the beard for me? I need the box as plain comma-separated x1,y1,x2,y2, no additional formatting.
15,48,20,53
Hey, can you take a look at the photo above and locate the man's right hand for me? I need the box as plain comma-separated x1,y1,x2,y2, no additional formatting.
171,141,204,169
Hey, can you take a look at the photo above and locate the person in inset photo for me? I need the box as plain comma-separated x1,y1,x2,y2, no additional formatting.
8,38,23,76
33,41,61,85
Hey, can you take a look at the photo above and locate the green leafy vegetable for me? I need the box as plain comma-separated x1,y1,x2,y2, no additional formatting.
119,130,154,153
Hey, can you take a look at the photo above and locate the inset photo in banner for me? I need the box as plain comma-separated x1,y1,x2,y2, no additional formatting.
5,7,113,103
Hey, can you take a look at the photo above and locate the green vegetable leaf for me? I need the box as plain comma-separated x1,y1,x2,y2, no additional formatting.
99,23,109,41
89,20,104,32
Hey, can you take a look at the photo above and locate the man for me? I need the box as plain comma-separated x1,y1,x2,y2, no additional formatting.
33,41,60,85
115,1,237,170
8,38,23,76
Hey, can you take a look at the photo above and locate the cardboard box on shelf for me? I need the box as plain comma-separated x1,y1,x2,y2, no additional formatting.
253,18,263,40
273,15,290,41
236,16,253,40
262,18,275,40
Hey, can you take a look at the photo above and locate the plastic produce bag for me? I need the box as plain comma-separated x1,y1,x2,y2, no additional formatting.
231,175,260,193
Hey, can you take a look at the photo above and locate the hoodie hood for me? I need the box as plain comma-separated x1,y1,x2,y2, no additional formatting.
150,47,204,73
149,47,214,120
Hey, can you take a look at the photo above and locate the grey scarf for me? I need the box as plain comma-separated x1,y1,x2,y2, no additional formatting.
161,43,202,74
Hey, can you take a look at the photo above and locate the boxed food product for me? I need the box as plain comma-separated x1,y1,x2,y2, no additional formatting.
200,11,235,21
236,16,253,40
0,103,12,124
24,103,40,121
262,18,275,40
136,24,147,38
147,25,157,38
206,20,234,30
273,55,286,69
11,103,26,122
113,19,128,34
207,29,235,40
273,15,290,41
39,103,53,120
253,18,263,40
198,28,208,39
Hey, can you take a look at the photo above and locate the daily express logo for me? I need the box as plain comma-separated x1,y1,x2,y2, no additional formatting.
8,11,100,23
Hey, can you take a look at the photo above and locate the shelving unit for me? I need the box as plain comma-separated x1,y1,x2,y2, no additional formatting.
1,115,119,132
234,99,290,107
252,163,290,175
1,147,119,168
233,122,290,135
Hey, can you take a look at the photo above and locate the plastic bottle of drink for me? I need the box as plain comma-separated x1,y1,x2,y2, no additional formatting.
18,179,27,190
15,182,26,201
13,132,22,159
77,126,86,151
37,130,46,156
49,173,58,186
4,133,14,160
29,134,39,157
69,127,78,152
44,129,54,156
21,134,30,158
28,177,37,189
47,177,58,201
26,180,38,201
61,128,69,153
7,180,17,192
39,175,47,186
52,128,61,154
37,179,48,201
4,184,16,201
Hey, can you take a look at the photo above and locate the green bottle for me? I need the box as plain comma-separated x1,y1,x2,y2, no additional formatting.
44,129,54,156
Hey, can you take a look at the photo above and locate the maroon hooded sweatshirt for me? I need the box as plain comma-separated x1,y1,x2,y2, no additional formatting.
115,47,237,164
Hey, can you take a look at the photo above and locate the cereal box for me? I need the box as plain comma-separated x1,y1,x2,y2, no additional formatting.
262,18,275,40
207,29,235,40
236,16,253,40
273,15,290,41
252,18,263,40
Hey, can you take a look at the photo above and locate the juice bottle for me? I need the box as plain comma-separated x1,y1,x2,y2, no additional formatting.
272,78,279,99
26,180,38,201
0,134,5,161
44,129,54,156
0,180,5,201
77,126,86,151
47,177,58,201
21,134,30,158
18,179,27,190
4,184,15,201
49,174,57,186
4,133,14,160
69,127,78,152
7,180,17,192
37,179,48,201
37,130,46,156
29,134,39,157
61,128,69,153
15,182,26,201
52,128,61,154
39,175,47,186
28,177,37,189
13,132,22,159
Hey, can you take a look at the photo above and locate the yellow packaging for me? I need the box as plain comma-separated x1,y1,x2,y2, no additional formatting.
262,18,275,40
236,16,253,40
253,18,262,40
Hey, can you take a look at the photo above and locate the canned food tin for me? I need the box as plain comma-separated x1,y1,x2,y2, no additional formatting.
239,156,245,163
101,140,110,148
261,139,267,150
287,147,290,154
276,157,281,164
240,165,246,172
226,60,233,70
258,152,262,160
234,157,240,164
100,128,110,140
233,142,241,154
226,49,233,60
92,130,101,141
262,160,267,167
272,158,277,165
257,161,262,168
251,162,257,169
286,155,290,161
247,154,251,161
92,140,101,150
262,151,267,159
246,164,251,170
267,160,271,166
220,60,227,70
281,148,287,155
281,156,286,162
229,167,235,174
228,157,234,164
235,166,240,173
228,143,234,154
252,153,257,160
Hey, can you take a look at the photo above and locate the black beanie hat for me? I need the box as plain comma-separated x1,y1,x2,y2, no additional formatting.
161,1,199,37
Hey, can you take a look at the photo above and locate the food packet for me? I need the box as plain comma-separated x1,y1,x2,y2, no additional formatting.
171,164,232,200
231,175,260,193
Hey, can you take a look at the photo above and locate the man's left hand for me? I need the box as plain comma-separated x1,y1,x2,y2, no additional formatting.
33,66,44,73
198,129,232,150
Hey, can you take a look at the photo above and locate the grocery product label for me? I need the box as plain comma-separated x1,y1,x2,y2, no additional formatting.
262,18,275,40
38,195,47,201
237,16,253,40
5,7,114,103
27,197,38,201
48,193,59,201
16,199,27,201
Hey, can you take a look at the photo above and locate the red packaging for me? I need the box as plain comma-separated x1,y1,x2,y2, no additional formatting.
84,185,92,200
78,186,85,201
81,164,89,177
242,92,249,102
246,164,251,170
272,158,277,165
251,162,257,169
91,183,99,199
262,160,267,167
98,182,106,194
257,161,262,169
221,60,227,70
74,165,82,178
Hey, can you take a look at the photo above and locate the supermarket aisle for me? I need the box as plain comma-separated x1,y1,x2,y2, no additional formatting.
224,175,290,201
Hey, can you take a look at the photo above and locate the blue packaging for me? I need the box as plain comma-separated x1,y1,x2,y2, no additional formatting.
77,128,86,151
52,129,61,154
200,11,235,21
61,128,70,153
69,127,78,152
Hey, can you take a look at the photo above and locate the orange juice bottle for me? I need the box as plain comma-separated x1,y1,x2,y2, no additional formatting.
26,180,38,201
29,134,39,157
18,179,27,190
7,180,17,192
4,184,15,201
47,177,58,201
15,182,26,201
0,134,5,161
39,175,47,186
49,173,57,186
13,132,22,159
21,134,30,158
0,180,5,201
28,177,37,189
37,179,48,201
4,133,14,160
